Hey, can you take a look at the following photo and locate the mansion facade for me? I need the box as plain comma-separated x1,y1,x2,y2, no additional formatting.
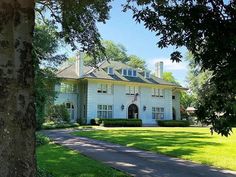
54,55,185,125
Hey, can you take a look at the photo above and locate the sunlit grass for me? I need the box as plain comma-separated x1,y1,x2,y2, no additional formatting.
37,143,129,177
72,127,236,171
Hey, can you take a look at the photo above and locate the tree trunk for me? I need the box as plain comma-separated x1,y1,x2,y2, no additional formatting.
0,1,36,176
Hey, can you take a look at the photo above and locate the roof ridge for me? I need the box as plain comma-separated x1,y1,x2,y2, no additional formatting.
57,63,74,75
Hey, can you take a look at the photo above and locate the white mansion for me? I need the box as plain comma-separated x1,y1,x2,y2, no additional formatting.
54,55,185,125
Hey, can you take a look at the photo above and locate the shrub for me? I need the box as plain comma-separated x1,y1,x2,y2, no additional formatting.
95,118,102,125
42,122,79,130
36,133,50,147
95,118,142,127
46,104,70,123
90,119,96,125
157,120,190,127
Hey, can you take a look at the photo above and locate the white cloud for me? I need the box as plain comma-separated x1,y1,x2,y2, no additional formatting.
146,58,188,72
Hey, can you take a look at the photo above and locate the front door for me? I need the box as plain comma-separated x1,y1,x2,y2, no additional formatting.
128,104,138,119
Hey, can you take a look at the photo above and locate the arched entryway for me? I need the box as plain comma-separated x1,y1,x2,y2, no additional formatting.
128,104,138,119
172,107,176,120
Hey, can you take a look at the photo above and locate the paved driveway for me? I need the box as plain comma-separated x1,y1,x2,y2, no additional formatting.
42,129,236,177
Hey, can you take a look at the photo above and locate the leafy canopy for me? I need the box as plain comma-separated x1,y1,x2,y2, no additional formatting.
36,0,112,57
33,20,65,130
162,71,195,109
68,40,147,70
124,0,236,136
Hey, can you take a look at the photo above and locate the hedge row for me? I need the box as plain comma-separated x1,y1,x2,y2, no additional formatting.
91,118,142,127
157,120,190,127
42,122,80,130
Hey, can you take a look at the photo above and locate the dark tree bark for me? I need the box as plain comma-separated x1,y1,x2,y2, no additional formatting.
0,0,36,176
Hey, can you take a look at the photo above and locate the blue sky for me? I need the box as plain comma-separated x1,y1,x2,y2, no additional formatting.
65,1,189,86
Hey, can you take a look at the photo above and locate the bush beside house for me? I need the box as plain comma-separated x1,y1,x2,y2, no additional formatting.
42,122,79,130
40,104,80,130
157,120,190,127
91,118,142,127
46,104,70,123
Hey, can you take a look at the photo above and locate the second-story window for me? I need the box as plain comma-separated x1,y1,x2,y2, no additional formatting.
60,82,77,93
152,88,165,97
97,83,112,94
126,86,139,95
133,70,137,77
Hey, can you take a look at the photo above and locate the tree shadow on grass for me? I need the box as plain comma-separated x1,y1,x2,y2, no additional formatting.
37,144,129,177
74,130,221,158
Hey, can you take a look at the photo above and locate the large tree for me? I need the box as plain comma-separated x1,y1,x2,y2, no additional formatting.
185,53,212,104
0,0,111,176
162,71,195,109
0,1,36,176
125,0,236,136
162,72,179,85
80,40,147,69
34,21,65,130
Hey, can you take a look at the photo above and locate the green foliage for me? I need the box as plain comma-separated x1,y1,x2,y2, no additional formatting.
95,118,142,127
180,92,196,109
36,1,112,58
162,72,179,85
162,71,195,110
127,55,146,70
90,119,96,125
37,144,129,177
42,122,79,130
78,40,147,69
35,68,59,130
125,1,236,136
102,40,129,63
37,167,54,177
46,104,70,123
83,40,129,66
157,120,190,127
34,22,64,130
36,133,50,147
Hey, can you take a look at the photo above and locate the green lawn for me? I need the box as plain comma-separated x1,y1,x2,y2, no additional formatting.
37,143,129,177
72,127,236,171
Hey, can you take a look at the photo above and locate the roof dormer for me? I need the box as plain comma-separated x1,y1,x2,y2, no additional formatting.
145,71,150,78
122,68,137,77
107,67,114,75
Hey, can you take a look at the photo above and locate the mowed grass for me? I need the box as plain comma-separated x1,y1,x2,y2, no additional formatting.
37,143,129,177
72,127,236,171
